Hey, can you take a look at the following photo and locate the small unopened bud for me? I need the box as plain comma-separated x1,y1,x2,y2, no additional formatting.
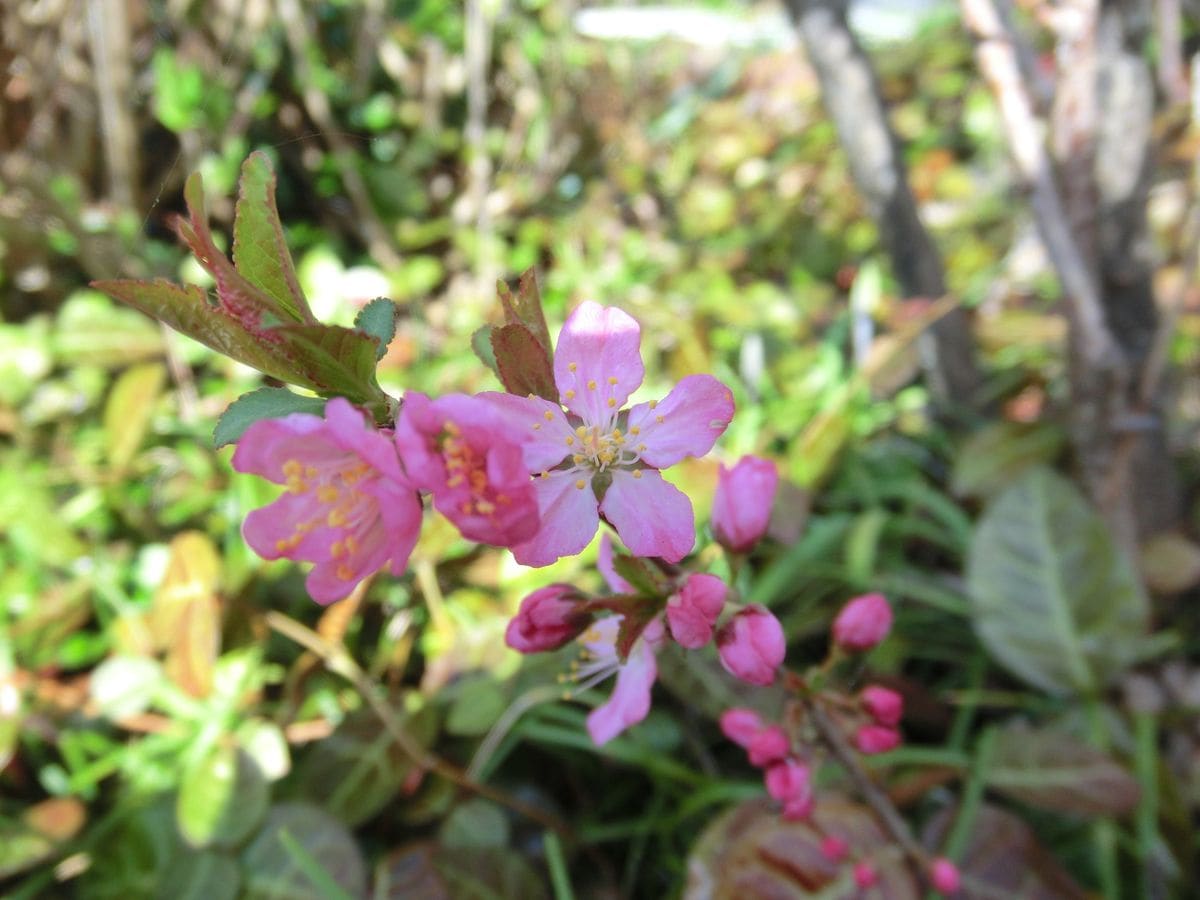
819,835,848,863
930,857,961,895
665,573,727,649
853,862,878,888
832,592,893,651
712,455,778,553
860,685,904,727
716,605,786,686
855,723,902,755
764,758,812,820
504,584,590,653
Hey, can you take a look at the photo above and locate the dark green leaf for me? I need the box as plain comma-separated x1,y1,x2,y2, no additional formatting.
214,388,327,448
232,152,314,324
490,323,556,401
966,467,1150,694
241,803,367,900
354,298,397,360
438,798,510,849
951,422,1066,499
610,554,667,598
156,850,241,900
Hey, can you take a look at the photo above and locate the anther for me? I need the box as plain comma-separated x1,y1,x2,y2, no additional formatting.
587,379,597,390
565,436,575,446
565,389,576,400
633,470,643,479
575,479,587,490
569,362,578,372
606,398,616,408
649,399,658,409
655,415,664,424
543,410,554,421
608,376,618,385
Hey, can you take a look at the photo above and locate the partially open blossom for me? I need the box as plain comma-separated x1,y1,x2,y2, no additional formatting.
665,573,727,648
232,398,421,604
931,859,960,897
719,708,790,767
505,584,592,653
930,857,961,895
712,455,778,553
764,757,813,820
716,605,786,686
832,592,893,652
860,685,904,727
483,301,734,567
395,392,539,546
820,835,849,863
853,862,878,888
573,617,665,746
855,723,902,755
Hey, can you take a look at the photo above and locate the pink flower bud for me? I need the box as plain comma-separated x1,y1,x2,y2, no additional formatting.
719,708,789,767
832,592,893,651
716,605,786,686
764,758,813,820
712,455,779,553
665,573,727,649
853,862,878,888
860,685,904,727
930,857,961,895
719,708,765,746
820,835,848,863
505,584,590,653
855,723,902,755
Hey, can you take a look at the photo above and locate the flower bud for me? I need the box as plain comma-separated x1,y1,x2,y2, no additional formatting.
832,592,893,652
712,455,779,553
716,605,786,686
930,857,961,895
860,685,904,727
853,862,878,888
719,708,789,767
819,835,848,863
855,723,901,755
505,584,590,653
666,573,727,648
764,758,813,820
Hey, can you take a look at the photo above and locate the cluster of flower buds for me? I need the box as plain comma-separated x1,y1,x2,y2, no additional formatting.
720,708,812,820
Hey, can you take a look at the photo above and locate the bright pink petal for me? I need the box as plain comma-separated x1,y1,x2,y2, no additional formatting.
477,391,574,472
231,414,339,481
511,470,600,567
324,397,406,483
665,573,727,648
833,593,893,651
505,584,591,652
597,534,634,594
242,493,333,561
600,469,694,563
553,302,644,424
626,375,735,468
716,605,786,686
586,632,658,745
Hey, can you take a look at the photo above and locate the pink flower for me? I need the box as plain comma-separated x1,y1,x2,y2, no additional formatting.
860,685,904,727
764,758,813,820
832,592,893,652
232,398,421,604
483,301,734,567
505,584,591,653
712,455,778,553
855,724,902,755
820,835,849,863
665,573,727,648
395,392,538,546
853,862,878,888
719,708,790,767
930,857,961,895
576,617,665,746
716,605,786,686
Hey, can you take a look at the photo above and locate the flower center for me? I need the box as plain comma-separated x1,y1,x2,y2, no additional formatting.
278,456,376,580
440,420,511,519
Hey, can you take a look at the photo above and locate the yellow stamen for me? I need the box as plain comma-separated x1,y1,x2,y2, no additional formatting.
575,479,586,490
543,410,554,421
317,484,339,503
633,470,643,479
587,379,597,390
565,389,576,400
606,398,616,408
565,436,575,446
568,362,578,372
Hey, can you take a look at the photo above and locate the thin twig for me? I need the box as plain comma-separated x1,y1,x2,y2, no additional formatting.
264,610,572,837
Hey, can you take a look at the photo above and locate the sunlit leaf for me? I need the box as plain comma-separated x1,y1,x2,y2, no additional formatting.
177,744,269,849
213,387,327,448
90,656,163,721
354,298,398,360
966,467,1150,694
103,363,166,472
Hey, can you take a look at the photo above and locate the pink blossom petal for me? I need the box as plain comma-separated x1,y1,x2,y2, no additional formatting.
323,398,406,483
231,414,339,481
626,375,735,468
553,301,644,423
511,470,600,567
505,584,591,653
242,493,333,561
586,631,658,745
600,469,694,562
712,455,779,553
477,391,574,472
597,534,634,594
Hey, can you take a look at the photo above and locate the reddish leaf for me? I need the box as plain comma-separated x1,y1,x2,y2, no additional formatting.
497,268,551,352
490,323,557,402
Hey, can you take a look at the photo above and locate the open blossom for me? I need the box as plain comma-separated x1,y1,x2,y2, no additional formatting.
395,392,539,546
576,617,665,745
712,455,778,553
832,592,893,652
665,573,727,648
716,605,786,686
505,584,592,653
232,398,421,604
484,301,734,567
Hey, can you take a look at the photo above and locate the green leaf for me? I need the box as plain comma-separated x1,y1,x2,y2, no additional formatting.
0,798,86,880
438,799,509,850
354,298,397,360
156,850,241,900
90,656,163,721
609,554,667,598
214,387,327,448
241,803,367,900
232,152,314,324
471,324,499,374
177,745,269,849
103,363,166,471
951,422,1066,499
490,323,557,401
445,677,508,737
269,323,384,402
966,467,1150,695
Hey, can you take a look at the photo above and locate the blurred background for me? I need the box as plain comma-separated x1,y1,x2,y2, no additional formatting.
2,0,1199,896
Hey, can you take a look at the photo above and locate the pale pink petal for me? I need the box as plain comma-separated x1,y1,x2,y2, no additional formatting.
477,391,574,472
511,470,600,567
597,533,634,594
586,634,658,745
365,480,423,577
553,301,644,424
712,456,779,553
393,392,442,490
243,494,337,561
600,469,694,562
665,573,727,648
324,397,406,483
626,375,735,468
231,414,338,481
